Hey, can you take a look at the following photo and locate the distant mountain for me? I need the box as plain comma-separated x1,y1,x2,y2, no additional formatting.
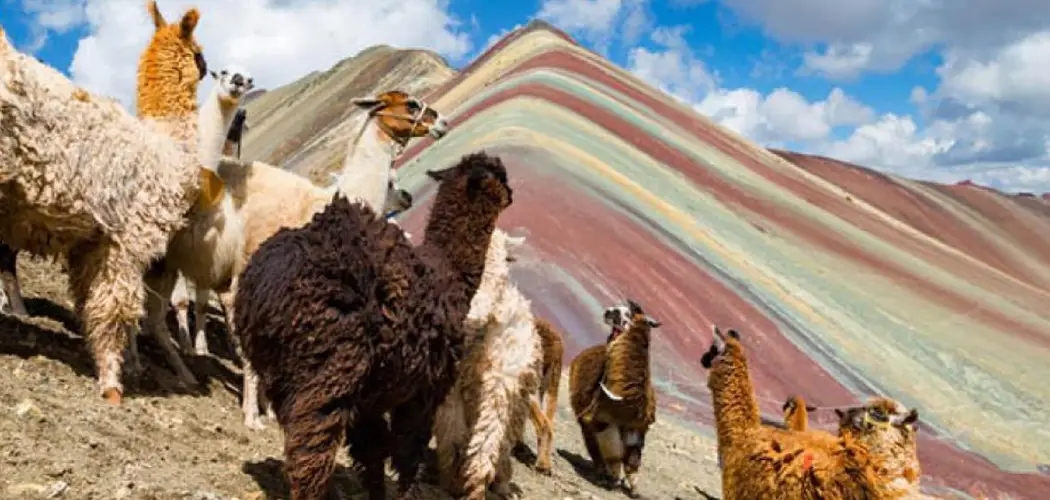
238,21,1050,498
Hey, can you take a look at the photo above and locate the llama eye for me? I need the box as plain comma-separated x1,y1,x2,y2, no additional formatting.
869,409,889,422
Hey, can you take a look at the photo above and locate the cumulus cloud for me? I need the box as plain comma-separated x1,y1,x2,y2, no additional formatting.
537,0,650,50
17,0,472,110
627,25,874,146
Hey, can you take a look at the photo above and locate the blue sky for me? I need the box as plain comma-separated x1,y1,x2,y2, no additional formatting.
5,0,1050,191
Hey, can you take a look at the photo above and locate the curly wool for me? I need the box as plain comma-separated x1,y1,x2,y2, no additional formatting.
433,228,544,499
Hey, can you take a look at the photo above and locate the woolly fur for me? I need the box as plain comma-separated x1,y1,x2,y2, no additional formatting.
433,229,546,499
701,326,906,499
0,26,201,402
233,151,513,500
568,300,658,493
529,317,564,473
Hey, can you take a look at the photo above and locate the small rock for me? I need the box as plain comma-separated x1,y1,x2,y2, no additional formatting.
14,398,41,418
45,481,68,498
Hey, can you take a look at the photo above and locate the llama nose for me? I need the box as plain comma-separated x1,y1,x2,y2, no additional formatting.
231,74,244,86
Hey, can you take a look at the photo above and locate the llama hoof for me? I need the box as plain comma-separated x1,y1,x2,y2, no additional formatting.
102,388,123,405
244,415,266,431
534,463,552,476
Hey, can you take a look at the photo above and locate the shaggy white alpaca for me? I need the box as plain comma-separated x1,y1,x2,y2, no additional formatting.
433,229,545,499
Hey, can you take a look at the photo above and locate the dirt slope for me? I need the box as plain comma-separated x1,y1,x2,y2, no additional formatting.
0,256,721,500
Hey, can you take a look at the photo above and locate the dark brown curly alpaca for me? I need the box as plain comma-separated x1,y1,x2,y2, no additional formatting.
234,151,513,500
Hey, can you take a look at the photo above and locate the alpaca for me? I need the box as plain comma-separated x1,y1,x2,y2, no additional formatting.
0,23,205,404
699,325,912,499
528,317,564,473
234,151,513,500
835,398,922,496
222,89,445,430
569,299,661,494
171,104,249,355
432,229,550,499
134,62,254,386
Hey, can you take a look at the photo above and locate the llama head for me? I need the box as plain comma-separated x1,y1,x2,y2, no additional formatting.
383,167,413,214
504,234,526,262
352,90,450,143
603,298,661,342
142,1,206,86
425,151,513,210
209,65,255,101
700,325,740,369
835,398,919,436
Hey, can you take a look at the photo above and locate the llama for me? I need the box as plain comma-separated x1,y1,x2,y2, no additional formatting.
234,151,513,500
0,23,206,404
432,229,550,499
835,398,922,497
0,243,26,316
699,325,914,499
569,299,661,494
170,104,249,355
222,89,444,430
133,61,254,386
528,317,564,474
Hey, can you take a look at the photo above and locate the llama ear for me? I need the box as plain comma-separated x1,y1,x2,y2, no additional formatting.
726,329,740,340
626,298,643,315
352,97,384,109
505,235,526,247
896,408,919,426
179,8,199,38
645,316,661,328
805,405,817,412
147,1,166,29
700,343,719,369
209,70,218,80
425,166,455,181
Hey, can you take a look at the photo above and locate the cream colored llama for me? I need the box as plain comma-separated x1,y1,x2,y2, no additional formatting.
180,90,449,430
433,229,551,499
134,65,254,383
0,24,205,404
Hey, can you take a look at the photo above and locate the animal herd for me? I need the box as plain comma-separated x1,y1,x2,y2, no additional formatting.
0,2,927,499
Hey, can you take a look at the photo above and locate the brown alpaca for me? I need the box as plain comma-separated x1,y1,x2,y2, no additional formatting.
783,395,817,431
569,299,660,494
836,398,922,496
528,317,564,473
700,325,908,499
234,152,513,500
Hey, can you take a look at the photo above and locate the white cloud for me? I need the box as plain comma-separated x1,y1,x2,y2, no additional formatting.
537,0,650,50
21,0,472,110
936,31,1050,116
627,26,873,146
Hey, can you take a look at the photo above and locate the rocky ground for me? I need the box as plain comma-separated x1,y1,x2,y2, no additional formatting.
0,256,722,500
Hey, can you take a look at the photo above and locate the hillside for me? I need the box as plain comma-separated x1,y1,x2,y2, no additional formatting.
2,17,1050,500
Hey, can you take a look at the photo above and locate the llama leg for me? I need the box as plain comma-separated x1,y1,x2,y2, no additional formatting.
578,419,607,479
347,415,392,500
460,371,512,500
143,259,198,388
621,430,646,495
390,402,437,499
433,397,468,496
491,401,529,499
595,425,625,486
0,244,28,316
192,286,210,355
528,396,554,474
171,275,194,353
283,405,349,500
67,245,147,404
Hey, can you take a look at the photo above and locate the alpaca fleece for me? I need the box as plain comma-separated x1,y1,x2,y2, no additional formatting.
234,151,512,500
433,229,544,499
530,317,564,472
0,26,201,401
569,303,657,493
702,328,906,499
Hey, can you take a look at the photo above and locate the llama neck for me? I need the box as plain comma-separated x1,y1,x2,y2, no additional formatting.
422,197,499,297
334,115,398,212
708,341,761,451
135,62,200,153
197,89,239,172
603,329,652,404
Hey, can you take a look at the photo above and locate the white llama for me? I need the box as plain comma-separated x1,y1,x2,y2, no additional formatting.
433,229,546,499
